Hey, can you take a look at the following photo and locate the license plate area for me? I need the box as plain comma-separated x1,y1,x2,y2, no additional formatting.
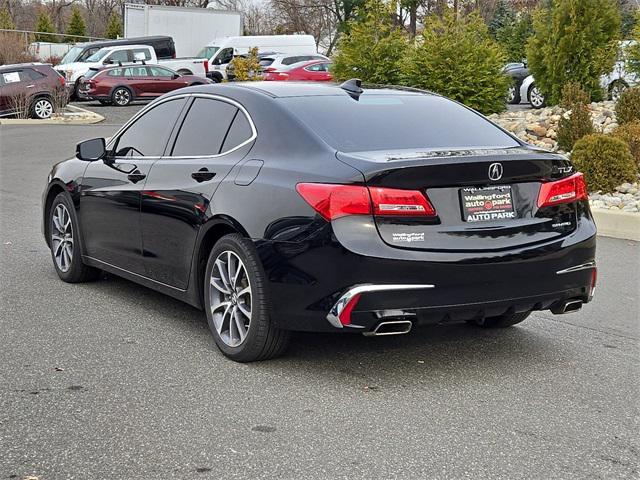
460,186,516,222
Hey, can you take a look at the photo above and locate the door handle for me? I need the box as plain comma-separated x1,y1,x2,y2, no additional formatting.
127,171,146,183
191,168,216,183
26,84,35,88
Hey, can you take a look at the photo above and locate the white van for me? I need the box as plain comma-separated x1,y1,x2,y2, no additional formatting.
196,35,317,82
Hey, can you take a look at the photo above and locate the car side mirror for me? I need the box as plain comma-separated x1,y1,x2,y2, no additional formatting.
76,138,106,161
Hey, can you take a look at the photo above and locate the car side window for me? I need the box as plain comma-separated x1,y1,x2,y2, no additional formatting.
26,69,46,80
107,68,123,77
106,49,130,64
79,48,99,62
112,98,186,158
148,66,174,78
306,64,322,72
217,48,234,64
171,98,239,157
282,56,299,66
221,109,253,153
1,71,24,84
132,48,152,61
122,66,148,77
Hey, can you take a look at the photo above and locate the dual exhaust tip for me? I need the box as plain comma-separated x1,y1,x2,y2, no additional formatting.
551,299,583,315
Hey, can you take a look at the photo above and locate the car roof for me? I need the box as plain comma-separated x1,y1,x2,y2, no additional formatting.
0,62,50,71
170,81,431,99
75,36,171,48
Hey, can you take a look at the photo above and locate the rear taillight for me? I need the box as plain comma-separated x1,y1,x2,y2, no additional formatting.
58,76,65,87
369,186,436,216
296,183,437,221
537,173,588,208
204,60,209,73
590,268,597,299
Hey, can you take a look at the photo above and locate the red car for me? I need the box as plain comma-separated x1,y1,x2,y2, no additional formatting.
263,60,333,82
78,64,211,106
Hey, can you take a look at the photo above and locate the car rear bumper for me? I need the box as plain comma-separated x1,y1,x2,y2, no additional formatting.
257,218,597,333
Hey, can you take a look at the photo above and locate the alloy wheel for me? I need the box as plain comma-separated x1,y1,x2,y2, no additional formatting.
507,85,516,103
34,99,53,119
114,89,131,106
51,204,73,272
209,250,252,347
529,86,544,108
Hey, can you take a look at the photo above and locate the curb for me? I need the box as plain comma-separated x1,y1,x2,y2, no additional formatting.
0,104,104,125
592,209,640,241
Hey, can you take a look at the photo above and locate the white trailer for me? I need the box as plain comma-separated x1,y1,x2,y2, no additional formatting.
123,3,242,57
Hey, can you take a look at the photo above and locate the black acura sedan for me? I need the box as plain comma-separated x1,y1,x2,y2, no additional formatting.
42,80,597,362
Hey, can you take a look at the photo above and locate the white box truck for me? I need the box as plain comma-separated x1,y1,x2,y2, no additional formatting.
123,3,243,57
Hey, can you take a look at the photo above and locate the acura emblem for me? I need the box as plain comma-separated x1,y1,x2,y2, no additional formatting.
488,163,503,181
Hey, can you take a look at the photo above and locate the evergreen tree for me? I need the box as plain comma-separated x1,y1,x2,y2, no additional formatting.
66,6,86,42
527,0,621,105
495,12,533,62
331,0,407,84
35,10,57,43
628,13,640,77
105,12,123,39
489,0,515,38
0,8,15,29
401,10,510,115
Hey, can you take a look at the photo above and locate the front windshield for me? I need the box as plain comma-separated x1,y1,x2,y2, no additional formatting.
60,46,84,64
86,48,110,63
196,46,219,59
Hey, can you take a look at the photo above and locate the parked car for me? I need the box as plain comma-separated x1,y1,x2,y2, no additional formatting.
259,53,329,73
56,43,208,97
0,63,64,119
263,60,333,82
197,35,318,82
225,51,280,81
59,36,176,65
512,42,639,108
43,81,597,362
226,52,329,81
502,61,530,104
78,64,212,106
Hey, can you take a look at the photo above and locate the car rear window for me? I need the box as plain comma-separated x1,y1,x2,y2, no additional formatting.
281,94,519,153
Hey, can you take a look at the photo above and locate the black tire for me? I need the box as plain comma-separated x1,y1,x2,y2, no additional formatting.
210,72,223,83
507,84,521,104
608,80,628,101
49,192,100,283
98,100,112,106
30,96,53,119
528,85,546,109
204,233,290,362
112,86,133,106
471,312,531,328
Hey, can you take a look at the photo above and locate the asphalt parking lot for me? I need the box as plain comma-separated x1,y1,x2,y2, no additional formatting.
0,114,638,479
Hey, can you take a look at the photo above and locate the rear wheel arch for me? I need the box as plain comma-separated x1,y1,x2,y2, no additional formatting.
177,69,193,75
194,217,251,306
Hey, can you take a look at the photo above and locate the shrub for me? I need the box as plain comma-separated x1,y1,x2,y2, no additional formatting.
527,0,620,105
401,11,510,115
557,104,594,151
0,32,37,65
331,0,407,84
230,47,262,81
0,8,15,29
612,121,640,168
559,82,591,109
615,87,640,125
571,134,637,192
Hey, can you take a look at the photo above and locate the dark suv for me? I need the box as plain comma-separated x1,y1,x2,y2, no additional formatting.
0,63,65,119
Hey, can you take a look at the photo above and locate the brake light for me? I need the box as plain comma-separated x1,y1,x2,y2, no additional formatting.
204,60,209,73
590,268,597,299
369,187,436,216
537,173,587,208
296,183,437,221
58,75,65,87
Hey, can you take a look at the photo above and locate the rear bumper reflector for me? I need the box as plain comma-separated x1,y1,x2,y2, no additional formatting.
326,284,435,328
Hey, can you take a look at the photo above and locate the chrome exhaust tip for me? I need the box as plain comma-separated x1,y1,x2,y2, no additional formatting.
552,299,583,314
363,320,413,337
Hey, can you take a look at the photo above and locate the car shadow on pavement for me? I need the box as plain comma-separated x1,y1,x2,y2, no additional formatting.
89,272,565,384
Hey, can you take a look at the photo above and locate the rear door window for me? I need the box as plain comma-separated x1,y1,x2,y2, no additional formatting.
221,110,254,153
132,48,152,61
106,49,130,64
171,97,239,156
148,66,174,78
